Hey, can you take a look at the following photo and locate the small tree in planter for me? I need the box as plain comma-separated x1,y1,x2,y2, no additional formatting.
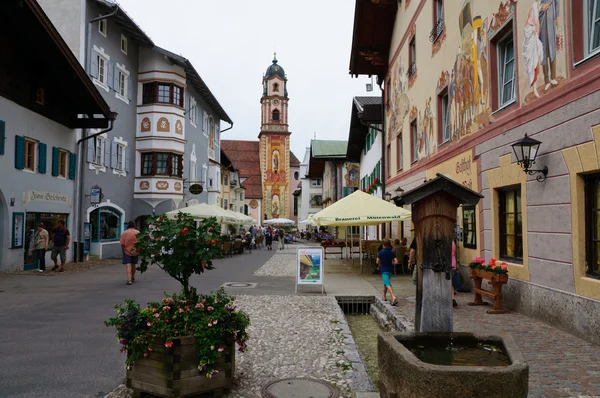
105,213,250,396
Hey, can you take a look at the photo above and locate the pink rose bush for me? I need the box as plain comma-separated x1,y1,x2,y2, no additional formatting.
469,257,509,275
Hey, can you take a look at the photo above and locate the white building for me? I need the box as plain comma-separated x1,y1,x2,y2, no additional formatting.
299,147,323,229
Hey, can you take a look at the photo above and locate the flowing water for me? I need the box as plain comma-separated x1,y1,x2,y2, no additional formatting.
345,314,385,390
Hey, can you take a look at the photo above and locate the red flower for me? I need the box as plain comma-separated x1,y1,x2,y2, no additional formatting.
202,262,207,268
180,227,189,235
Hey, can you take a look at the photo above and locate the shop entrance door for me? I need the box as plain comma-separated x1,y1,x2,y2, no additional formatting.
24,213,37,270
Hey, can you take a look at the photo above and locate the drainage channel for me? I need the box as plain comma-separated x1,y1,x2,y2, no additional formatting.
336,296,384,392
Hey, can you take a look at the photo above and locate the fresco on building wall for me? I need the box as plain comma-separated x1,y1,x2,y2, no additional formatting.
521,0,565,103
416,97,437,159
262,134,289,219
346,165,360,188
387,56,411,139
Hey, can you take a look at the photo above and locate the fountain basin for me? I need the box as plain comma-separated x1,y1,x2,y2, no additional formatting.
378,332,528,398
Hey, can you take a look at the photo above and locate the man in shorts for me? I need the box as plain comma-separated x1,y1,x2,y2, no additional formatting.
377,238,399,306
51,220,70,272
120,221,140,285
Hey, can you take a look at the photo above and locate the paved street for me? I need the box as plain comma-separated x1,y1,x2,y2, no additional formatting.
0,246,293,398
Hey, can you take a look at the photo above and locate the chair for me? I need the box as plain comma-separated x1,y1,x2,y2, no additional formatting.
223,241,232,257
233,240,243,254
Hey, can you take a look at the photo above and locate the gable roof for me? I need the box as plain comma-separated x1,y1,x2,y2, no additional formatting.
221,140,262,199
347,96,382,162
290,152,301,167
95,0,154,47
2,0,112,128
153,46,233,125
311,140,348,158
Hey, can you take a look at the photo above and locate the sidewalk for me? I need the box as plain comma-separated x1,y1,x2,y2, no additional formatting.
328,256,600,398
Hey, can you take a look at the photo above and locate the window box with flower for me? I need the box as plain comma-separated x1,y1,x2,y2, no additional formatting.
467,257,509,314
105,213,250,397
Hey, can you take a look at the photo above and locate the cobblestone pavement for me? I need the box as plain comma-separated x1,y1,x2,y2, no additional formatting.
253,244,308,277
12,257,121,276
106,295,372,398
391,290,600,398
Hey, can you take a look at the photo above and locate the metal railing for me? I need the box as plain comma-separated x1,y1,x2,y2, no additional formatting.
406,62,417,78
429,18,445,42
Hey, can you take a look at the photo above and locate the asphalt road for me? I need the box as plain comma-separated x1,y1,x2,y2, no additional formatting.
0,246,292,398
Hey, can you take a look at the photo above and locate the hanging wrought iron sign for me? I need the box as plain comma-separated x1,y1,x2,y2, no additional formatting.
189,184,203,195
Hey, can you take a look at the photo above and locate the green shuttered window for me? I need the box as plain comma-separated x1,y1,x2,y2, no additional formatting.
0,120,5,155
51,147,59,177
68,153,77,180
14,135,25,170
38,142,47,174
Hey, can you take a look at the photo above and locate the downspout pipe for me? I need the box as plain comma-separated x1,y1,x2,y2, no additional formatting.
74,115,116,262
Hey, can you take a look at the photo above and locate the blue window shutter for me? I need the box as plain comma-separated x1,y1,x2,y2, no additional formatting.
125,147,130,173
51,147,59,176
104,140,111,167
90,51,98,79
113,69,119,92
107,61,114,89
87,138,94,163
0,120,5,155
111,141,117,168
38,142,47,174
68,152,77,180
127,77,133,101
14,135,25,170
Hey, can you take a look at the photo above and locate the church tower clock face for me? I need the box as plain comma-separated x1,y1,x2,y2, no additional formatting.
259,53,291,220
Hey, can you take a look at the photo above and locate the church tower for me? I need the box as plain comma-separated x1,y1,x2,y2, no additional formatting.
259,53,291,220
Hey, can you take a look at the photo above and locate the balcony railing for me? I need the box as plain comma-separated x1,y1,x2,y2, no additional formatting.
429,18,444,43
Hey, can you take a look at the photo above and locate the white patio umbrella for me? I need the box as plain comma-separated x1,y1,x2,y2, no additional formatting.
166,203,239,224
263,218,295,225
299,214,315,225
211,205,254,226
311,190,411,272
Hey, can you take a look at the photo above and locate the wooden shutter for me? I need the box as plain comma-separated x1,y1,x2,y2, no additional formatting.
90,51,98,78
86,138,94,163
113,68,119,92
51,147,59,176
38,142,47,174
68,153,77,180
107,61,114,89
0,120,5,155
103,139,111,167
111,141,118,168
125,147,130,173
14,135,25,170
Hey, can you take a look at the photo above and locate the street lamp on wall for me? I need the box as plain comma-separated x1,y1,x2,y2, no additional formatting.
511,134,549,182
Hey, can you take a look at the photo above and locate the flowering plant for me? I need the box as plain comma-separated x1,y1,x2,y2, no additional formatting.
105,213,250,377
104,288,250,377
469,257,508,275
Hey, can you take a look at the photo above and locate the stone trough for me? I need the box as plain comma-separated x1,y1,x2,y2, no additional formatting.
378,332,529,398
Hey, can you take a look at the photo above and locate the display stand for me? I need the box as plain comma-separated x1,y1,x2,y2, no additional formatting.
295,247,325,294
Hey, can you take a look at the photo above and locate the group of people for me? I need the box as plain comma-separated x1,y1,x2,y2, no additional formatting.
33,220,70,273
376,236,468,308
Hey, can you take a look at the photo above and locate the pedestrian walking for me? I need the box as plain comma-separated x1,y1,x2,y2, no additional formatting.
51,220,70,272
377,238,398,306
120,220,140,285
278,228,285,250
265,227,273,250
34,223,48,272
408,237,417,285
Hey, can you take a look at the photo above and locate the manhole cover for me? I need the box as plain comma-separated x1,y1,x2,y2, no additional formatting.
221,282,258,288
261,378,340,398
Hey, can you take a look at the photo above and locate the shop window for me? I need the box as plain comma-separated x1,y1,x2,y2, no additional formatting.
90,207,122,241
585,173,600,277
462,204,477,249
140,152,183,177
142,82,185,107
499,186,523,262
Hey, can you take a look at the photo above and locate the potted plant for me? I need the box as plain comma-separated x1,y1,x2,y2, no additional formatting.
468,257,509,283
105,213,250,397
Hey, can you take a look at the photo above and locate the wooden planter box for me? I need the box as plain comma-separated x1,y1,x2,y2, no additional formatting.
127,336,234,398
468,268,509,314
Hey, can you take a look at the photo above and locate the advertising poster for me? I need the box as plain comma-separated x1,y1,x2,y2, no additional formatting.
83,223,92,254
297,247,324,285
12,212,24,248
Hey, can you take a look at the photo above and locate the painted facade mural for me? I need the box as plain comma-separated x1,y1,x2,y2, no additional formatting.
386,0,567,168
260,133,290,219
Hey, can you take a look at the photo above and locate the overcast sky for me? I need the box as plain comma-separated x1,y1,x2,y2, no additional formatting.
116,0,380,160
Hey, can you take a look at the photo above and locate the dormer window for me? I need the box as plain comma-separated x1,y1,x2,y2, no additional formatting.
273,83,279,92
272,109,280,121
